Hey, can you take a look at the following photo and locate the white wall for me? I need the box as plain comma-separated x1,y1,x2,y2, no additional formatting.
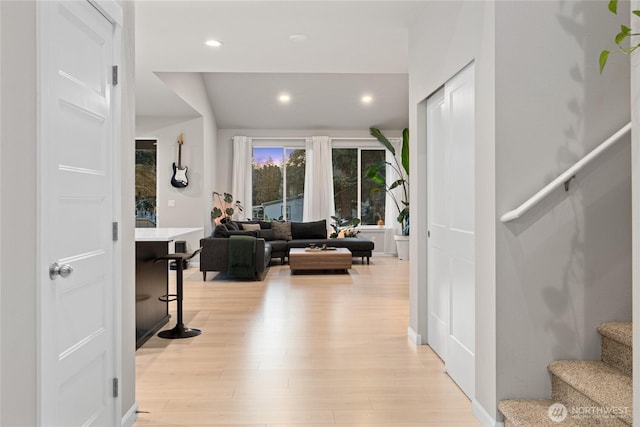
136,73,220,254
0,2,136,425
216,128,399,192
408,1,496,422
494,0,631,404
0,2,37,424
632,0,640,420
135,117,207,257
356,228,389,255
0,0,3,416
154,72,219,238
120,0,137,422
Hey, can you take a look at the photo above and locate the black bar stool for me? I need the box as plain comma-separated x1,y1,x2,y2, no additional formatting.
155,247,202,339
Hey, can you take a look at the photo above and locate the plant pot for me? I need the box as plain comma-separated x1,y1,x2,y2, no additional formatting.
394,234,409,260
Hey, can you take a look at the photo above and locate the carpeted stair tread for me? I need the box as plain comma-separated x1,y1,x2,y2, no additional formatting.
499,399,580,426
549,360,632,424
599,322,632,376
597,322,632,348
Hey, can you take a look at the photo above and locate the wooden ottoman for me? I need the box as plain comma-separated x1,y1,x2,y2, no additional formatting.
289,247,352,273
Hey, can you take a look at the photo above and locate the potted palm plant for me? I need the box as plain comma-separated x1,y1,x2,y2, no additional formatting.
365,127,410,259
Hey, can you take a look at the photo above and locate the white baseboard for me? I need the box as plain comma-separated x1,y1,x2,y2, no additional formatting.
121,403,138,427
407,326,424,344
472,399,502,427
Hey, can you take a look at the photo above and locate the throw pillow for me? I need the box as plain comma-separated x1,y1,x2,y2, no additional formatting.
241,223,261,231
225,221,239,231
213,224,230,238
270,221,292,241
291,220,327,240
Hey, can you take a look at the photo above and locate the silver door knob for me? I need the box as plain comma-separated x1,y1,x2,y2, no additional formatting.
49,262,73,279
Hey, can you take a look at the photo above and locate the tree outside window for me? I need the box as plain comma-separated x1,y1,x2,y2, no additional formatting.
252,147,305,221
332,148,386,225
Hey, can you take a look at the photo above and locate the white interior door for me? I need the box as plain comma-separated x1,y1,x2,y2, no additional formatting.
427,63,475,399
427,87,448,361
38,1,117,425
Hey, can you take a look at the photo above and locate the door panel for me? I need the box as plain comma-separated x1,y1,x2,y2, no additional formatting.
38,1,116,425
427,87,448,360
427,63,475,399
444,63,475,399
450,256,474,351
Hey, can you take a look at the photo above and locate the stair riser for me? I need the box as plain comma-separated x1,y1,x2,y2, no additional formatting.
551,376,630,426
601,336,632,376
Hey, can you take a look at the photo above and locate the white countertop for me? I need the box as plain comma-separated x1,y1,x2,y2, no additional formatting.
135,227,204,242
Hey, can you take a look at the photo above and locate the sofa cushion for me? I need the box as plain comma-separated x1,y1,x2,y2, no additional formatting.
291,220,327,240
212,225,258,238
241,223,261,231
268,240,289,254
288,238,374,252
257,229,275,241
271,221,292,241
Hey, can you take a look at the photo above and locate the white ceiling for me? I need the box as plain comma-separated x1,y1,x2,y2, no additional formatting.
135,1,427,130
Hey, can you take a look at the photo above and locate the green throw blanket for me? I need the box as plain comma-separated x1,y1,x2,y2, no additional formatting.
228,235,256,278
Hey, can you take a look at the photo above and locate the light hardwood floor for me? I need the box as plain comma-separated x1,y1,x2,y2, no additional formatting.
134,256,480,426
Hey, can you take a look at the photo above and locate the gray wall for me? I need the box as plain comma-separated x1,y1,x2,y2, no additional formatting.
0,2,37,424
495,0,631,403
408,1,497,421
408,1,631,424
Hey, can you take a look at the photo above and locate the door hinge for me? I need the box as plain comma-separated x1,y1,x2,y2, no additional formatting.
113,378,119,398
112,221,119,242
112,65,118,86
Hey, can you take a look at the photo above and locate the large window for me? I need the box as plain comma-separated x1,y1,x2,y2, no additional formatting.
332,148,386,225
252,146,306,221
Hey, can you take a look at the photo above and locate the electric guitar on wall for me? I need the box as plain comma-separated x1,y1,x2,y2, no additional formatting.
171,133,189,188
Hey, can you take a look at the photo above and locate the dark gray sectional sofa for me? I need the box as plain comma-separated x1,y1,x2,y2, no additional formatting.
200,219,374,281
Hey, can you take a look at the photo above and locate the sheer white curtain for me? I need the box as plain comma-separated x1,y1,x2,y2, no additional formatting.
303,136,335,226
231,136,253,220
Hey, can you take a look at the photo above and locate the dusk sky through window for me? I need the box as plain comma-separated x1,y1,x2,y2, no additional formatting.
253,147,284,166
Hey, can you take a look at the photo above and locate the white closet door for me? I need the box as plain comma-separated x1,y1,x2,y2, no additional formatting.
427,63,475,399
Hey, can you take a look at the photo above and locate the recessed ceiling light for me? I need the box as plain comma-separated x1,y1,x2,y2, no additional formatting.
279,94,291,103
205,39,222,47
289,34,309,43
361,95,373,104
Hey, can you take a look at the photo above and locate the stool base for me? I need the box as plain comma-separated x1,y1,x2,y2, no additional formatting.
157,324,201,339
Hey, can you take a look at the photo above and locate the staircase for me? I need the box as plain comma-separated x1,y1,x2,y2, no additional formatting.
499,322,632,426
